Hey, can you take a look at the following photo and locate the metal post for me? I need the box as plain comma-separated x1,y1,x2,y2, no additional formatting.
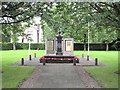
87,55,89,61
21,58,24,65
29,55,31,60
34,53,36,58
95,58,98,66
28,39,31,59
84,34,86,51
37,22,40,43
73,58,76,66
88,20,90,57
43,59,46,65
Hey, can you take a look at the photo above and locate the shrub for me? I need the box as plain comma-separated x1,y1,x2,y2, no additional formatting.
21,43,29,50
30,43,45,50
0,43,45,50
0,42,118,50
0,43,13,50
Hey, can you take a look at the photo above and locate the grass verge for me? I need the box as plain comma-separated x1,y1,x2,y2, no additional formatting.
1,50,45,88
74,51,118,88
1,50,118,88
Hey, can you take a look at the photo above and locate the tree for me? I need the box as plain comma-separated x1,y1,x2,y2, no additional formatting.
90,2,120,33
1,2,54,24
1,24,11,43
1,2,54,44
2,23,24,50
1,2,119,46
11,23,24,50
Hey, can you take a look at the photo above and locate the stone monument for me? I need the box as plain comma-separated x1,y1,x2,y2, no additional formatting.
40,31,79,63
45,32,74,56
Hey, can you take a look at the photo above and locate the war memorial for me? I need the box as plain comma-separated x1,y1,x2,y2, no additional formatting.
40,32,79,64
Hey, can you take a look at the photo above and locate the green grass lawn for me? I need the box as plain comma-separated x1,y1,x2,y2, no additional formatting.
0,50,2,89
1,50,118,88
1,50,45,88
74,51,118,88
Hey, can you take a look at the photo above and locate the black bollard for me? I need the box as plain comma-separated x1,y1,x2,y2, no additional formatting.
82,54,84,58
95,58,98,66
73,58,76,66
43,59,46,65
21,58,24,65
29,55,32,60
87,55,89,61
34,53,36,58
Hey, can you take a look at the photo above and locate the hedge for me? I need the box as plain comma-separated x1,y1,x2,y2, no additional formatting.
0,43,13,50
74,43,118,50
0,43,45,50
0,43,118,50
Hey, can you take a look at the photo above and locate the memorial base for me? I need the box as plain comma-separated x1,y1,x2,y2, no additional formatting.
56,52,63,55
39,55,79,63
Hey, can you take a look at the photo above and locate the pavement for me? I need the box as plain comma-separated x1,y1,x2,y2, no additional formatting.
17,57,102,88
34,64,86,88
13,57,103,66
19,64,101,88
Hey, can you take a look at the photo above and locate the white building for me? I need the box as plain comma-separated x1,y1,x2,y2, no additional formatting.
10,16,43,43
18,25,43,43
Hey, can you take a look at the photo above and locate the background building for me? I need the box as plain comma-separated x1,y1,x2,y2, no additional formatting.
11,24,43,43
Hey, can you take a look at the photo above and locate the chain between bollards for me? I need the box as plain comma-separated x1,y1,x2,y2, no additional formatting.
21,58,24,65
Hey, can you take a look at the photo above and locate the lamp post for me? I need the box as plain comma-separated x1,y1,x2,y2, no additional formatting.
87,13,90,61
37,25,39,43
27,31,32,59
84,34,86,51
28,37,31,57
88,22,90,56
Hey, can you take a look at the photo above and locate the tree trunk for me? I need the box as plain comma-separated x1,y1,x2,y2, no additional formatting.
106,43,109,51
92,31,95,43
84,44,86,51
13,43,16,50
22,38,24,43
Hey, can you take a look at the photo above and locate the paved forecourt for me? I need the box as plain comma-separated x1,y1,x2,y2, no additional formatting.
35,64,86,88
20,64,86,88
18,57,101,88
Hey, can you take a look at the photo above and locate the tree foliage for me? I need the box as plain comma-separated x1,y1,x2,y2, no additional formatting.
1,2,119,44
